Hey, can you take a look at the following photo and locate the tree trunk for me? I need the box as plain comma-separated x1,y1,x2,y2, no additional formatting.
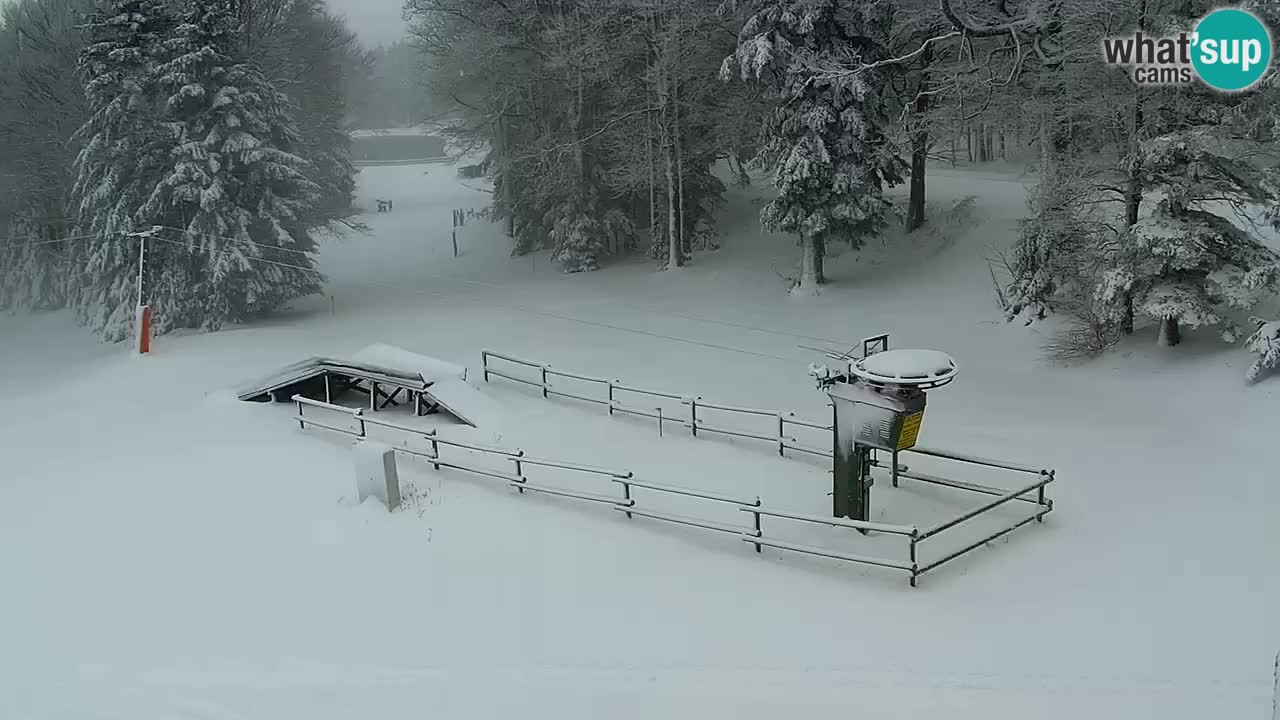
999,125,1006,160
906,43,930,233
966,123,974,163
1120,0,1148,334
498,112,515,239
658,10,680,269
674,26,685,259
665,134,679,268
795,234,824,293
647,108,656,248
1157,317,1181,346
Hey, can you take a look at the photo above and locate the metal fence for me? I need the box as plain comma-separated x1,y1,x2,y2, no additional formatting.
480,349,832,458
290,394,1011,586
476,349,1057,585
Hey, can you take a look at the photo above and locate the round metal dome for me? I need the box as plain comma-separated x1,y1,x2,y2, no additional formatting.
849,349,958,389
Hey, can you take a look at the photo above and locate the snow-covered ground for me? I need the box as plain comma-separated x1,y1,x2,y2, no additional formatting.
2,162,1278,719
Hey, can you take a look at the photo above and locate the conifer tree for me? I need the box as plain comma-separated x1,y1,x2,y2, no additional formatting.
138,0,323,333
1093,130,1280,346
69,0,174,338
723,0,904,294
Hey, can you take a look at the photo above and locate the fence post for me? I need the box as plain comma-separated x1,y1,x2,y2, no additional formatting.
1037,472,1051,521
749,498,763,552
481,351,489,383
512,454,524,493
777,414,786,457
909,530,919,588
356,408,366,438
296,400,305,430
607,381,614,416
540,365,549,398
621,480,632,518
427,430,440,470
689,396,699,437
657,407,664,437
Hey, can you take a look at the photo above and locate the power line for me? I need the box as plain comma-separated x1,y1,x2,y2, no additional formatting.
143,234,324,276
0,230,104,249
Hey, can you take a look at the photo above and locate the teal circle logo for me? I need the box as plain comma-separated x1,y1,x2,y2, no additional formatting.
1191,8,1272,91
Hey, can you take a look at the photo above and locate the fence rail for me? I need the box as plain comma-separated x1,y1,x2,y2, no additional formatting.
481,349,832,458
292,367,1055,587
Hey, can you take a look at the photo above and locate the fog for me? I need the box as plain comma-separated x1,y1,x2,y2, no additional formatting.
325,0,407,46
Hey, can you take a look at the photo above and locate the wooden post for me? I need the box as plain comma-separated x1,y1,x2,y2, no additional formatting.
513,456,524,493
657,407,664,437
607,381,615,416
621,481,632,518
324,374,331,404
689,397,698,437
540,365,549,398
777,414,785,457
296,400,305,430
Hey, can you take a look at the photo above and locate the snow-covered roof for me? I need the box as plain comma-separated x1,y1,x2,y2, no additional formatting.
851,349,958,387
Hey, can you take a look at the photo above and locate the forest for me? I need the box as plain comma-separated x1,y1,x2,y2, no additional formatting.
1,0,1279,371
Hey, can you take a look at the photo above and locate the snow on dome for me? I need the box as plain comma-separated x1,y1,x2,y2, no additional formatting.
854,349,957,382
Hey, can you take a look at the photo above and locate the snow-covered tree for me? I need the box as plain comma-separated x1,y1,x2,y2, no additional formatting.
67,0,174,335
135,0,324,334
0,0,91,311
1244,317,1280,384
1093,131,1280,346
723,0,904,294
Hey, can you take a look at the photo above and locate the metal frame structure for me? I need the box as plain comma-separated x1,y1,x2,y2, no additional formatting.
480,349,833,458
295,395,1051,586
476,347,1057,586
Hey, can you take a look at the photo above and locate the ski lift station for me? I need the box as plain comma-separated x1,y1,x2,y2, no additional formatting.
242,335,1055,587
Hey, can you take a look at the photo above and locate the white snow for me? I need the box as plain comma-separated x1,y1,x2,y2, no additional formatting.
351,342,469,384
1,163,1278,720
855,348,958,382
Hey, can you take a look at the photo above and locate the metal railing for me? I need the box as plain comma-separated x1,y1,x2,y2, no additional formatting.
289,394,959,586
480,349,832,458
475,349,1058,585
292,394,634,506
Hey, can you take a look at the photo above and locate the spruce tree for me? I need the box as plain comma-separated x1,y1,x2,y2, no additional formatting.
1093,131,1280,346
139,0,323,333
69,0,174,339
723,0,904,294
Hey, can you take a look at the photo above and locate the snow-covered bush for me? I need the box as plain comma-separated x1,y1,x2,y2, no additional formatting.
1244,317,1280,385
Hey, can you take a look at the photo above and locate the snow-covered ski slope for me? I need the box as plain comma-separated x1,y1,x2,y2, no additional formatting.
1,162,1277,719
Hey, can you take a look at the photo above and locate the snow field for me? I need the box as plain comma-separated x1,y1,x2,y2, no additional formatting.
0,161,1277,719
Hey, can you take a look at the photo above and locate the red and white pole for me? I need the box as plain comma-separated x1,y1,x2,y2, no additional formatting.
134,230,151,355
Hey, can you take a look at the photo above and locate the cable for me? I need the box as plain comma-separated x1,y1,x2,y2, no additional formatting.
149,225,320,259
0,230,105,249
143,234,325,276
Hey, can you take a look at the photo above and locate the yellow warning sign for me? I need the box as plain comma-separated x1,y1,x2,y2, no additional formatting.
897,411,924,450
